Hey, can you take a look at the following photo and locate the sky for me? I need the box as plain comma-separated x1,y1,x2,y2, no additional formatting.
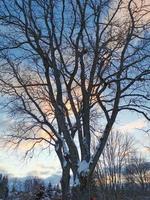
0,113,61,179
0,110,149,179
0,0,150,180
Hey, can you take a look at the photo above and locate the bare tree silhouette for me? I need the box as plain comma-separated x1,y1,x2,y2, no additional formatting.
0,0,150,199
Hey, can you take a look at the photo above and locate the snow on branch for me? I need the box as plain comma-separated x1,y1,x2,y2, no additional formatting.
78,160,89,175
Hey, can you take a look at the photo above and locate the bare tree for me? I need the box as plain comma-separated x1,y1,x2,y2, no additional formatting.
94,131,134,199
125,154,150,192
0,0,150,199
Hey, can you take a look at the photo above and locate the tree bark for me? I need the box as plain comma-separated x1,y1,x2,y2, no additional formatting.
61,165,70,200
72,181,92,200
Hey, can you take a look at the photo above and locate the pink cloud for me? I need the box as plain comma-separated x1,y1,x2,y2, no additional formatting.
118,118,147,133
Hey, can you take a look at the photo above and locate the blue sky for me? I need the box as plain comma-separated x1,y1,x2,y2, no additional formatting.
0,110,149,178
0,143,61,178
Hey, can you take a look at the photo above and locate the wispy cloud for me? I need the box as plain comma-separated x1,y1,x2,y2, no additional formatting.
26,162,61,179
141,146,150,154
117,118,147,133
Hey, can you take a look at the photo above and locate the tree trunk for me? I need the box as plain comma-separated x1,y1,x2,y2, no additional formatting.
61,165,70,200
72,184,91,200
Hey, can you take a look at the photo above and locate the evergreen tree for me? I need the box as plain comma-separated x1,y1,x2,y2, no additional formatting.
0,174,9,199
46,182,53,198
33,178,45,200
